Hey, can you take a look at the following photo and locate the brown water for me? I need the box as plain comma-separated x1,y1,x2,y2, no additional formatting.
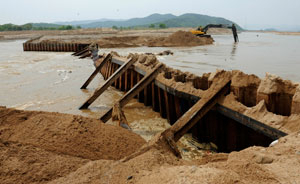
1,32,299,159
0,39,171,144
101,32,300,82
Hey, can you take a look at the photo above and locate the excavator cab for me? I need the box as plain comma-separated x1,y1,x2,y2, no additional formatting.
190,28,210,38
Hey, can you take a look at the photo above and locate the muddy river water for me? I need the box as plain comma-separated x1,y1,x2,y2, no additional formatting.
1,32,300,158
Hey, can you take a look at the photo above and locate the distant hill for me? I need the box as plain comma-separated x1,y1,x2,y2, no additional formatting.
71,13,242,30
0,23,79,32
154,13,243,30
1,13,243,32
80,13,176,28
54,19,124,26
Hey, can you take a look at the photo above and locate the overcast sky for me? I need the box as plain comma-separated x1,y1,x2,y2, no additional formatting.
1,0,300,30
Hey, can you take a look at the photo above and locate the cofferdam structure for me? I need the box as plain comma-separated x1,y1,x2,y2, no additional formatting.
75,48,300,154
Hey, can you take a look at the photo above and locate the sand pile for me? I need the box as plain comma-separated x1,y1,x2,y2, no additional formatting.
0,140,89,184
45,130,300,184
148,31,214,47
95,31,213,48
41,30,214,48
0,106,145,160
97,36,142,48
136,131,300,184
0,106,145,183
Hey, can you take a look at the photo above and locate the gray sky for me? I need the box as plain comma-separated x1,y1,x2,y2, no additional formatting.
1,0,300,30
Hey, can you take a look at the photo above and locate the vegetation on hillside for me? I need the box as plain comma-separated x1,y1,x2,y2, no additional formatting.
0,13,243,31
82,13,176,28
150,13,243,30
0,23,81,32
79,13,243,30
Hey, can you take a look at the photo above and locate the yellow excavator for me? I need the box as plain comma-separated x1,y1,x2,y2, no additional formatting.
190,24,239,42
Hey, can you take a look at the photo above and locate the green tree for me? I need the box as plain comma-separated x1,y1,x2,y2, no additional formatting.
159,23,167,29
76,25,81,29
65,25,73,30
22,23,33,30
112,25,118,30
149,24,155,28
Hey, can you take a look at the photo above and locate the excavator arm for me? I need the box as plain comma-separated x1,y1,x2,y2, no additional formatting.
202,24,231,34
190,24,239,42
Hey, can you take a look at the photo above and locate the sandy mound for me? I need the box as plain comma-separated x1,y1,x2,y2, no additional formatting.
45,131,300,184
148,31,214,47
49,144,182,184
95,31,213,48
47,131,300,184
41,30,214,48
0,106,145,161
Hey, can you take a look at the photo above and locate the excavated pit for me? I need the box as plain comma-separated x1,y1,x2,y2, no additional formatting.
163,71,172,79
230,70,261,107
174,73,187,83
94,52,298,154
191,111,274,153
257,73,298,116
193,76,209,90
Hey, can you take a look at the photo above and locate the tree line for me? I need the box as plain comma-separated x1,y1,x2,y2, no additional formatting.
111,23,167,30
0,23,81,31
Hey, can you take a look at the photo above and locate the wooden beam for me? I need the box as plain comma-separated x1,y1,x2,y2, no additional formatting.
79,52,92,59
216,104,287,140
112,103,131,130
72,47,89,56
79,57,136,109
80,54,112,89
100,63,164,122
104,60,111,80
169,79,231,142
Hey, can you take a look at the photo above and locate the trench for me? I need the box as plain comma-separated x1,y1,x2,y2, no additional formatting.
191,110,273,152
97,57,284,154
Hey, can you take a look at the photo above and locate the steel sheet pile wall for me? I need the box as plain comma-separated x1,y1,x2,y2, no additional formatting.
23,41,89,52
98,57,284,152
